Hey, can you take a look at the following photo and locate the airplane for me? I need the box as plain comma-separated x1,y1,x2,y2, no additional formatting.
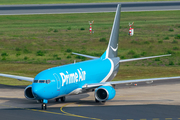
0,4,180,110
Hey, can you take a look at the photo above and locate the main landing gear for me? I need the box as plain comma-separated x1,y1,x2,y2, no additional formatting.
95,98,99,103
55,96,65,102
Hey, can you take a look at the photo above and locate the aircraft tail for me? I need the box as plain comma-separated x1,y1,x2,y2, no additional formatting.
101,4,121,59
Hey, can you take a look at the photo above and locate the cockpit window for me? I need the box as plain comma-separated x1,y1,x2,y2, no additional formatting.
33,80,51,84
34,80,38,83
39,80,45,83
46,80,51,84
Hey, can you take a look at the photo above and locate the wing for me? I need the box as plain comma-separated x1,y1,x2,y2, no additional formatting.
72,52,99,59
82,76,180,89
72,52,171,62
120,54,171,63
0,73,34,82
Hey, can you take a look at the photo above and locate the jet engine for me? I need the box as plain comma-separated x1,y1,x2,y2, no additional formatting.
24,85,36,100
94,86,116,102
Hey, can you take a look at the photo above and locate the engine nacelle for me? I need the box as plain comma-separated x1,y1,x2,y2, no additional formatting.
95,86,116,102
24,85,36,100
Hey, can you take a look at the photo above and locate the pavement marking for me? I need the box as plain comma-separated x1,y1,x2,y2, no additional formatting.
0,103,99,119
0,104,20,109
31,109,63,115
60,103,101,120
113,118,180,120
1,104,180,120
153,118,159,120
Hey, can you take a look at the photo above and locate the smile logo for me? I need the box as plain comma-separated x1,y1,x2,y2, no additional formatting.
110,44,118,52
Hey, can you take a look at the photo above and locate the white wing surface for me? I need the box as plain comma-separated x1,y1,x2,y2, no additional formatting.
120,54,171,63
0,73,34,82
82,76,180,89
72,52,99,59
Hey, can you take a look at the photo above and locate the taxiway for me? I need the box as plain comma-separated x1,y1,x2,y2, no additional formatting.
0,79,180,120
0,1,180,15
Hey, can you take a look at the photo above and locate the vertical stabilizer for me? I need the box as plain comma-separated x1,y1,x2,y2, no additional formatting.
101,4,121,59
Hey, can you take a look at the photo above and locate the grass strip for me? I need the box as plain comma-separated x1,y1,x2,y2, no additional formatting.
0,10,180,85
0,0,178,5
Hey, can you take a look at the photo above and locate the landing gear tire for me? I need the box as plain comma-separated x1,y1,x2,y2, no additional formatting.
55,97,65,102
95,98,100,103
55,98,61,102
42,103,47,110
60,96,65,102
101,101,106,104
37,100,43,103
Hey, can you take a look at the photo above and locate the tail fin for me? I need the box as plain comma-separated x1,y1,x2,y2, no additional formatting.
101,4,121,59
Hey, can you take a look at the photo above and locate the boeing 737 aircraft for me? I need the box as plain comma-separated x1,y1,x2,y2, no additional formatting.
0,4,180,110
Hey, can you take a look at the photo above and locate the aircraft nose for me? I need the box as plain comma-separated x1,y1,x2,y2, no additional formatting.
32,88,39,97
32,81,57,100
32,84,45,99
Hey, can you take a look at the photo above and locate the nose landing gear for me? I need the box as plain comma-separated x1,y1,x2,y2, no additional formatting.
41,99,48,110
42,103,47,110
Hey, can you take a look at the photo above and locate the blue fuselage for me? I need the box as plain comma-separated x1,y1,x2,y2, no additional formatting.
32,58,113,100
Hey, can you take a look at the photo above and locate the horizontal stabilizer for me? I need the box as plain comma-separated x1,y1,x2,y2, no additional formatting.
72,52,99,59
0,73,34,82
120,54,171,63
